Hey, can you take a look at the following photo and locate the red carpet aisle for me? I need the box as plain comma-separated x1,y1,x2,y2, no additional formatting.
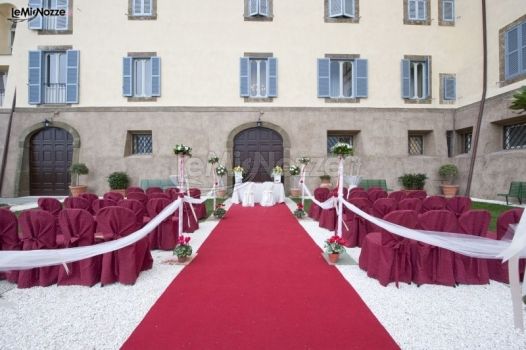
122,204,399,350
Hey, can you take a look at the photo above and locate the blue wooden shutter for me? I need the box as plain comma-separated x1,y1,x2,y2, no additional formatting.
133,0,142,15
317,58,331,98
65,50,79,104
401,59,411,99
442,0,454,22
267,57,277,97
240,57,250,97
444,76,456,100
417,0,426,20
56,0,69,30
329,0,343,18
343,0,355,17
423,58,430,98
144,0,152,15
505,26,520,79
249,0,259,16
259,0,269,17
408,0,417,20
123,57,133,97
150,56,161,97
28,0,43,30
354,59,368,98
28,50,42,104
521,23,526,74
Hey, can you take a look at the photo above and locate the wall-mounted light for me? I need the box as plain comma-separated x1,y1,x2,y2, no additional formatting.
43,119,52,128
256,112,263,127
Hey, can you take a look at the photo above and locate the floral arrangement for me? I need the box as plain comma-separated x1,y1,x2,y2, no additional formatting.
330,142,353,158
324,235,347,255
213,203,226,219
216,165,227,177
174,235,193,259
208,154,220,164
173,144,192,157
289,165,300,176
272,165,283,175
298,157,311,165
294,203,305,219
233,166,245,174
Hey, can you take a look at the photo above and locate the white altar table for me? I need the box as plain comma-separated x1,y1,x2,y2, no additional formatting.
232,182,286,207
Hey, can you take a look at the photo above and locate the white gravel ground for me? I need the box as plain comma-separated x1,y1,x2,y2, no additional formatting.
285,199,526,350
2,199,526,349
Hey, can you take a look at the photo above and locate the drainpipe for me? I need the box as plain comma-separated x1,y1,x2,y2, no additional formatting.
0,89,16,197
465,0,487,197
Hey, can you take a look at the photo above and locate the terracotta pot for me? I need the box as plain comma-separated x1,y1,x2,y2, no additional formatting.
290,188,301,197
216,189,227,198
328,253,340,264
177,255,188,263
69,185,88,197
441,184,459,198
111,189,127,197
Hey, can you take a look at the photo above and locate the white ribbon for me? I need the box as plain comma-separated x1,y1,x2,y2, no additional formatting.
301,183,336,210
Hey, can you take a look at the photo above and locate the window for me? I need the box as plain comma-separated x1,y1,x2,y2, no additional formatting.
10,22,16,53
325,0,359,23
240,56,277,99
318,57,368,99
0,73,6,106
123,56,161,99
439,0,455,25
327,132,353,154
132,133,153,155
408,135,424,155
503,20,526,81
28,0,70,32
461,132,472,153
440,74,456,103
28,49,79,105
404,0,429,25
245,0,271,19
401,58,430,101
129,0,157,19
504,123,526,150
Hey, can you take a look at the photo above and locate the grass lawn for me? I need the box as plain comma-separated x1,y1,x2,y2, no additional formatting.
204,198,226,219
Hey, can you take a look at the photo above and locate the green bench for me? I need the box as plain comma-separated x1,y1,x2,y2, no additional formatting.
358,179,389,191
139,179,175,190
498,181,526,205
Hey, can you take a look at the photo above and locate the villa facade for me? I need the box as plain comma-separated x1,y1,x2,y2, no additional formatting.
0,0,525,198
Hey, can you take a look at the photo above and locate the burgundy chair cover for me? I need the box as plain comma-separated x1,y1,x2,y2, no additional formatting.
388,190,407,202
147,192,171,201
188,188,207,220
398,198,423,213
118,199,147,225
411,210,458,286
126,186,145,194
422,196,447,212
446,196,472,217
318,203,337,232
359,210,418,287
147,198,179,250
92,199,117,214
349,190,369,199
127,192,148,206
488,208,525,284
181,198,200,233
79,192,99,205
57,209,101,286
368,190,388,203
369,198,398,233
103,191,125,203
453,210,490,285
165,187,180,200
17,210,59,288
342,198,372,247
367,187,383,193
37,197,62,216
349,187,365,194
406,190,427,200
146,187,163,195
96,207,153,286
0,209,21,283
64,197,91,211
308,188,330,221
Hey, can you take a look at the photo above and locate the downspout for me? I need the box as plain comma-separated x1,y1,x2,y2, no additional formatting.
465,0,487,197
0,89,16,197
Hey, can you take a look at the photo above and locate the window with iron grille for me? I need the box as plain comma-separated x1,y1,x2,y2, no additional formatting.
408,135,424,155
132,133,152,154
327,132,353,154
461,132,472,153
504,123,526,150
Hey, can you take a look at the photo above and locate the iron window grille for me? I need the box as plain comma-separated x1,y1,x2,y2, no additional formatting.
327,133,353,154
132,133,153,154
504,123,526,150
408,135,424,155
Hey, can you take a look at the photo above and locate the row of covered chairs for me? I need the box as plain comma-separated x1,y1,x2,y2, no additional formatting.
358,208,525,287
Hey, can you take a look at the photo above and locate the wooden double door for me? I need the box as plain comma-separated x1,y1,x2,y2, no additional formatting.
30,127,73,196
233,127,284,183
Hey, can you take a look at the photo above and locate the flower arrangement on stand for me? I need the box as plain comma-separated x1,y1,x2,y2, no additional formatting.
173,144,192,157
215,165,227,197
233,166,244,174
174,235,193,263
289,165,300,176
289,165,301,197
298,157,311,165
208,154,220,164
213,203,227,219
330,142,353,158
294,203,305,219
324,235,347,264
272,165,283,183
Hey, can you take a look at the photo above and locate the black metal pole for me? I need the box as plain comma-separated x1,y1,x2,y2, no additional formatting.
0,89,16,197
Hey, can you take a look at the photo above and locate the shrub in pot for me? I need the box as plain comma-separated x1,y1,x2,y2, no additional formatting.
107,171,130,196
398,173,427,190
69,163,89,197
438,164,459,198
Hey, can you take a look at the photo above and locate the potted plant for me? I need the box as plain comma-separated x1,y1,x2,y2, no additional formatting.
215,165,227,198
173,235,193,263
289,165,301,197
233,166,244,184
438,164,459,198
398,173,427,191
319,174,331,188
107,171,130,196
272,165,283,183
69,163,89,197
294,203,305,219
324,235,347,264
213,203,226,219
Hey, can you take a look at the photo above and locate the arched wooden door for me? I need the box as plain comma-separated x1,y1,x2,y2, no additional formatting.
233,127,284,182
30,127,73,195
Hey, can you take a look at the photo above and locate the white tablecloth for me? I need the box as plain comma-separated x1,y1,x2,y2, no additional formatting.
232,182,286,207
